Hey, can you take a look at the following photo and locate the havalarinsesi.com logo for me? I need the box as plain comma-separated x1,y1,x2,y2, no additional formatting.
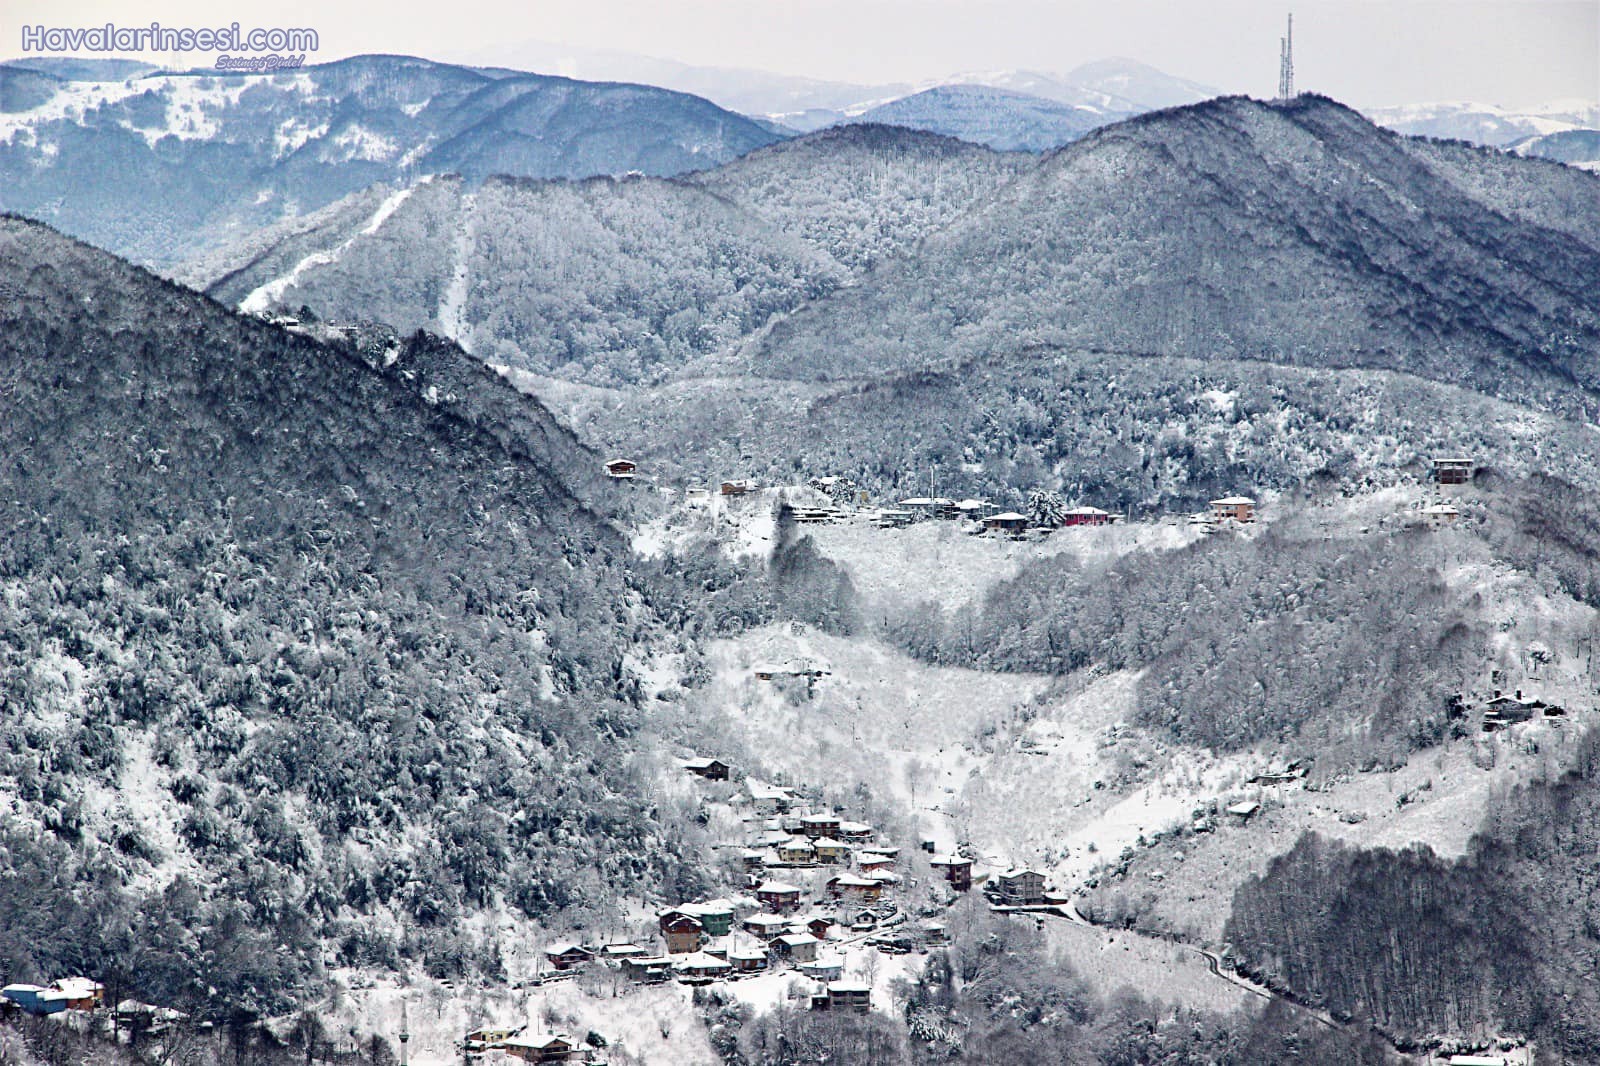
20,23,318,71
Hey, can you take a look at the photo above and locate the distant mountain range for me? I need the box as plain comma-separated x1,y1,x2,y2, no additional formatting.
844,85,1109,151
192,94,1600,481
0,54,781,267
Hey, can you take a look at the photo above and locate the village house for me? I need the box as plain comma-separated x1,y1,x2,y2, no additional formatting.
873,508,914,528
857,851,895,874
994,868,1048,906
2,986,69,1016
1061,506,1118,527
804,915,834,940
1483,691,1549,730
836,820,873,843
1209,496,1256,524
603,458,637,481
1249,760,1310,787
747,782,795,814
683,756,731,781
599,943,648,962
955,498,994,518
980,511,1031,537
542,944,592,971
929,854,974,891
743,913,792,939
740,848,768,869
1432,457,1475,486
799,813,841,839
776,836,818,865
799,955,844,982
827,873,884,903
721,479,753,496
659,910,706,954
812,982,872,1014
755,880,804,913
504,1034,575,1063
685,900,735,937
622,956,674,983
919,920,949,946
465,1027,521,1052
812,837,850,864
772,932,821,964
899,497,958,520
1422,503,1461,527
728,946,769,974
674,951,732,984
49,979,103,1011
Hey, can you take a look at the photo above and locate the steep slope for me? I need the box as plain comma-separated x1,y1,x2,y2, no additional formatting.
740,95,1600,417
844,85,1111,150
191,125,1029,383
0,216,702,1015
198,173,846,385
0,55,782,269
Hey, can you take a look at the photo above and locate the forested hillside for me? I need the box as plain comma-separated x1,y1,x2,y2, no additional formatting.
0,216,713,1016
742,96,1600,418
1226,729,1600,1057
884,517,1481,763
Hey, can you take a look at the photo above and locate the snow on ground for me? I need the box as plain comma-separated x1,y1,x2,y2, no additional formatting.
700,625,1050,838
327,972,718,1065
239,178,432,314
437,192,478,349
1040,917,1249,1013
0,77,149,146
807,514,1201,613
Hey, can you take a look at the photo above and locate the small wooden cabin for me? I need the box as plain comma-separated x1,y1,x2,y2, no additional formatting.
604,459,637,480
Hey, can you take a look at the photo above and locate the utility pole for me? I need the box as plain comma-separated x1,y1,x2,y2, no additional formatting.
1277,13,1296,100
398,999,410,1066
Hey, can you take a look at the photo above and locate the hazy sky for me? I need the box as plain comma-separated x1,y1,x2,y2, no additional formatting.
6,0,1596,108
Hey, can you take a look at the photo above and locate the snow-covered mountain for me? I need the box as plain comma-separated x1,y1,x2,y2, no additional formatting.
1365,98,1600,147
0,54,782,267
846,85,1116,151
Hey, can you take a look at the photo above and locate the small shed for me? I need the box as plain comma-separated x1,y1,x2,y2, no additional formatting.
874,509,914,528
604,459,637,480
1226,800,1262,823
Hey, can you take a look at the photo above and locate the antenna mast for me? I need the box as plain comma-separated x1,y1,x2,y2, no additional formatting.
1278,13,1295,100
